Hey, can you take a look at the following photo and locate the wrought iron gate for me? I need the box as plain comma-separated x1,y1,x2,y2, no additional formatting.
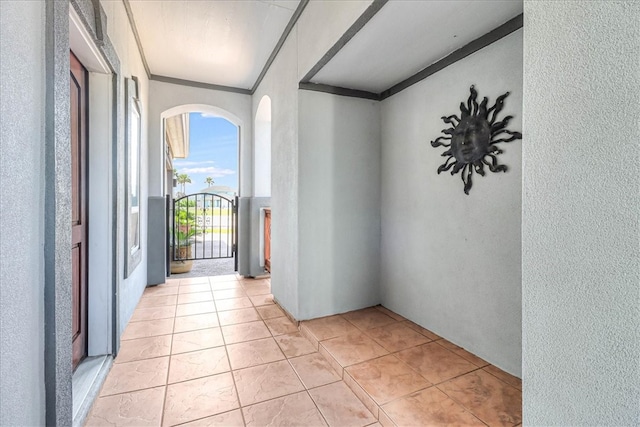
171,193,237,263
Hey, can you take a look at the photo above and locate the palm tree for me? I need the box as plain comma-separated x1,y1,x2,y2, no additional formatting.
204,176,214,187
176,173,191,195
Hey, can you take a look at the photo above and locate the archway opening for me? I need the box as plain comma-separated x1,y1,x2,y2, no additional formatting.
255,96,272,274
162,105,240,277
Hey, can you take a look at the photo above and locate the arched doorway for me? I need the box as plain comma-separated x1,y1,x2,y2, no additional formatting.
254,96,272,274
161,105,241,277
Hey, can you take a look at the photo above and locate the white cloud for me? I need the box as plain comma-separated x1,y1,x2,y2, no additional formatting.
200,112,224,119
179,167,236,178
173,160,216,167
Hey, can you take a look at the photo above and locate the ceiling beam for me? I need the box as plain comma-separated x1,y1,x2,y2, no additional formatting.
299,82,380,101
150,75,252,95
301,13,524,103
380,13,524,100
300,0,389,83
122,0,150,78
251,0,310,93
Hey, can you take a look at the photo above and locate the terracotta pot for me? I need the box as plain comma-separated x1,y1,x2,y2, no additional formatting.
170,244,193,274
176,245,192,260
170,259,193,274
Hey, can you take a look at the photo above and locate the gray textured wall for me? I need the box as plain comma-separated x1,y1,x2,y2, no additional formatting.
147,197,167,284
98,0,151,343
0,1,47,424
238,197,252,276
252,1,373,319
298,91,381,319
44,0,73,423
522,2,639,424
252,34,300,316
380,31,523,376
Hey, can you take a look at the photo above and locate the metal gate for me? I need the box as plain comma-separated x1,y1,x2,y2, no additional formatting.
172,193,237,263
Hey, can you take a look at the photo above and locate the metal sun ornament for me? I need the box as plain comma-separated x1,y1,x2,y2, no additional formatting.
430,85,522,195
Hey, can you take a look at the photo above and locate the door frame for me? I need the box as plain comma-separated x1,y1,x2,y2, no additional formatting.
70,4,117,359
44,2,123,424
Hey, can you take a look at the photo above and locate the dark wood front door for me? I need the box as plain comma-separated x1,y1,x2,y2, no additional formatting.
70,51,88,370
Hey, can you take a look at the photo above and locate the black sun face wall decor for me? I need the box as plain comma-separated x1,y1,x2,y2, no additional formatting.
430,85,522,195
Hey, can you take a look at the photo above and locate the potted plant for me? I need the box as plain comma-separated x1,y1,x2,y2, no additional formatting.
170,199,198,274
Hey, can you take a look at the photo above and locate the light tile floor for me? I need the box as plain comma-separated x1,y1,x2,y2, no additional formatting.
301,309,522,426
86,275,522,426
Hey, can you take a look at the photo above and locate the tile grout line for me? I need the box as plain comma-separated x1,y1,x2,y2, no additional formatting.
282,311,367,420
105,306,422,420
298,313,489,425
432,338,490,368
297,321,388,422
336,325,510,426
168,279,215,400
162,277,331,423
217,277,250,427
432,381,490,427
366,345,487,417
284,357,332,426
169,408,240,427
477,366,523,390
116,281,517,426
432,366,519,426
304,389,331,426
159,285,180,427
163,277,246,425
167,280,218,392
98,380,170,399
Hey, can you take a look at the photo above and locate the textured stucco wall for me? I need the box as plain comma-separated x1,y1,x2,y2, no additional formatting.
44,1,73,422
252,33,300,315
380,30,523,376
298,90,381,319
100,0,151,336
522,2,640,424
250,97,272,275
0,2,47,424
296,0,372,81
252,1,374,319
254,95,272,198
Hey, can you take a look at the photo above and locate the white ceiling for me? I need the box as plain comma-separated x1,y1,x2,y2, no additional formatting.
310,0,523,93
129,0,299,89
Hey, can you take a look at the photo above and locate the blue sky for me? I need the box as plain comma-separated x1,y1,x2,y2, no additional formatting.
173,113,238,195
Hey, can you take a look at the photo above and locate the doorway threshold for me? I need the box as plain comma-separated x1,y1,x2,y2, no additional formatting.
72,355,112,427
